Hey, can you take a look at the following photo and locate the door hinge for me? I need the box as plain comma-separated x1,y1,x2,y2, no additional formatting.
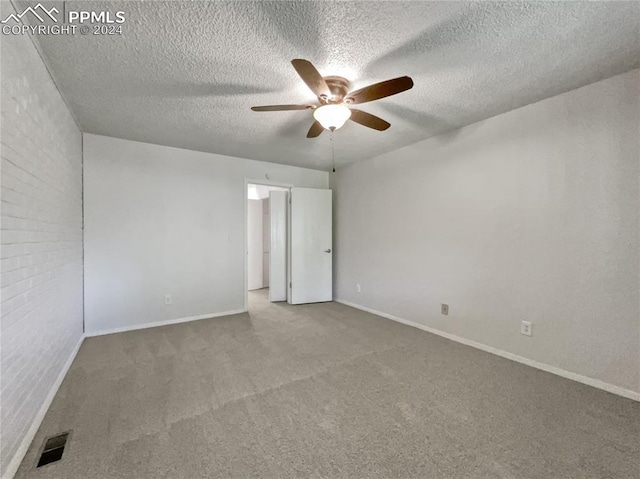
289,282,292,288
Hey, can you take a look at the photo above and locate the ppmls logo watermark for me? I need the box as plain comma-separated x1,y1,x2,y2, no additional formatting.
2,3,126,36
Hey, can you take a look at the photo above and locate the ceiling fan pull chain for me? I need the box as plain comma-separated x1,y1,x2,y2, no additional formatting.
330,131,336,173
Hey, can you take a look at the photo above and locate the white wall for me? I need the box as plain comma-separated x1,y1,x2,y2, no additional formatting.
333,69,640,397
247,199,263,290
0,2,84,476
83,134,328,334
247,194,276,291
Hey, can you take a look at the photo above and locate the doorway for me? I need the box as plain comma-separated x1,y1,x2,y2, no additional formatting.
246,182,289,310
244,181,334,312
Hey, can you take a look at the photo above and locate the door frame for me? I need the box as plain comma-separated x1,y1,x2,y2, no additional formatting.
243,178,292,311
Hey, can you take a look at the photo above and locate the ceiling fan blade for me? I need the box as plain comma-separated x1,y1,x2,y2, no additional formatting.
307,120,324,138
291,59,332,100
345,76,414,104
251,104,314,111
349,109,391,131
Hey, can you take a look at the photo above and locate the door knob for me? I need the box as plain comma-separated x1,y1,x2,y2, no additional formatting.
325,249,332,253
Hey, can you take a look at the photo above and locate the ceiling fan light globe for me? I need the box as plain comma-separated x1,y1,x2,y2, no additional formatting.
313,104,351,131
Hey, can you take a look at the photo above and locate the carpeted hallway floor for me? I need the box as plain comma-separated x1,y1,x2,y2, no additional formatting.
16,289,640,478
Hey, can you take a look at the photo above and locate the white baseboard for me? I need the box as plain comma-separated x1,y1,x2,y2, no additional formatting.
335,298,640,402
3,334,85,479
85,309,246,337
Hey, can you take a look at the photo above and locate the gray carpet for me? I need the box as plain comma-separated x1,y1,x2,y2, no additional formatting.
16,289,640,478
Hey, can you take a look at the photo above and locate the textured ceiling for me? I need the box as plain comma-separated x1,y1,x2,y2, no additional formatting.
26,1,640,170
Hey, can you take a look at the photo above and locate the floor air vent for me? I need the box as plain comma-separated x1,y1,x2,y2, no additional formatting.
37,431,70,467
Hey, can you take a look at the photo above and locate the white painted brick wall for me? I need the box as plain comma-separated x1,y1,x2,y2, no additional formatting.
1,2,84,476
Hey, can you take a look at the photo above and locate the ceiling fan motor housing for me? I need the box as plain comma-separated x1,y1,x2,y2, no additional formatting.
323,76,351,103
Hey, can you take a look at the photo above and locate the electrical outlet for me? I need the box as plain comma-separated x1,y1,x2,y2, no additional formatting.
441,304,449,315
521,321,532,337
356,283,361,293
165,295,172,305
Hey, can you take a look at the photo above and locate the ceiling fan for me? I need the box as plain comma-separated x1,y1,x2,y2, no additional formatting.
251,59,414,138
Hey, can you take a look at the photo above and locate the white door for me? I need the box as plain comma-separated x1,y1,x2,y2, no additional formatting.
269,191,288,302
262,198,270,287
290,187,332,304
